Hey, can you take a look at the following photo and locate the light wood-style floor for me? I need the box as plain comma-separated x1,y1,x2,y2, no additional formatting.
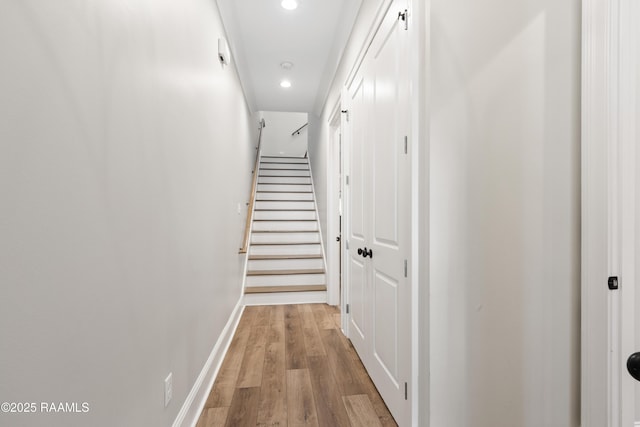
196,304,398,427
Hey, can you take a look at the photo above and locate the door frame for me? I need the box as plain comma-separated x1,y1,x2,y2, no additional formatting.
326,101,343,307
582,0,639,425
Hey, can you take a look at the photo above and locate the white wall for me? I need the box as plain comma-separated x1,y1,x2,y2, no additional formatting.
0,1,256,426
307,114,328,247
429,0,581,426
260,111,308,157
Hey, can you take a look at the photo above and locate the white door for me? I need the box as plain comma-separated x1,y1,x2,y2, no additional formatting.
619,122,639,426
344,1,411,424
619,0,640,421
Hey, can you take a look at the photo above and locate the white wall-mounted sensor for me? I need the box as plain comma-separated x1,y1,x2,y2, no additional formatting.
218,38,229,65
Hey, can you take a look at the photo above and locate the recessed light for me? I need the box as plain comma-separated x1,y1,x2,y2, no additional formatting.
280,80,292,88
281,0,298,10
280,61,294,70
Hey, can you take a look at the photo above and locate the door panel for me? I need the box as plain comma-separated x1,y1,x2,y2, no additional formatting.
373,270,399,382
349,76,367,243
372,17,401,247
347,72,369,357
349,256,367,341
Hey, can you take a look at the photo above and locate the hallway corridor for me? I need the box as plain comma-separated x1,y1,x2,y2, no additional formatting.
197,304,397,426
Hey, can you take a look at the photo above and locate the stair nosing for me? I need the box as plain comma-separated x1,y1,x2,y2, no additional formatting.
260,168,309,172
248,254,323,260
255,200,314,203
258,184,311,186
244,284,326,294
259,163,309,166
256,191,313,193
257,183,312,186
259,175,311,178
247,268,325,276
253,219,316,222
261,156,308,159
250,242,321,245
254,208,315,211
251,230,319,233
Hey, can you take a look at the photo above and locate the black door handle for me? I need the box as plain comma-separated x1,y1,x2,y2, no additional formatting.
628,352,640,381
357,248,363,255
336,236,341,242
362,247,373,258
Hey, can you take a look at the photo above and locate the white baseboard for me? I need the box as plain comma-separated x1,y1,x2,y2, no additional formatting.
172,299,245,427
243,291,327,306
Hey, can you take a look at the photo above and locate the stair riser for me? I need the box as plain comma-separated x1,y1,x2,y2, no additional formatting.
259,170,310,177
249,244,322,256
251,232,320,244
245,274,326,286
258,177,312,185
248,258,324,271
252,221,318,231
257,184,313,192
255,201,315,210
243,291,327,305
256,192,314,201
259,163,309,170
253,211,316,220
261,157,308,164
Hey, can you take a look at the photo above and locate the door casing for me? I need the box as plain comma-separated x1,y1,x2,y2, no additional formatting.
581,0,640,425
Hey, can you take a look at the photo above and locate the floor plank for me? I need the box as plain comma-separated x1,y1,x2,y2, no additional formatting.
324,304,340,315
255,305,273,327
343,394,383,427
285,304,307,369
310,304,335,330
320,328,367,396
298,304,326,357
306,355,352,427
236,324,268,387
224,387,261,427
270,304,285,326
350,355,398,426
196,407,229,427
287,369,319,426
333,313,341,329
256,322,287,426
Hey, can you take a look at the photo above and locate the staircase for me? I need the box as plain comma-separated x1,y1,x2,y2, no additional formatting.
243,155,327,301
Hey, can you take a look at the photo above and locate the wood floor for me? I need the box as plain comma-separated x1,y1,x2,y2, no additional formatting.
197,304,398,427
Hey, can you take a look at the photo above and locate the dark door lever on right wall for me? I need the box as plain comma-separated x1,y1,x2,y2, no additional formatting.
628,352,640,381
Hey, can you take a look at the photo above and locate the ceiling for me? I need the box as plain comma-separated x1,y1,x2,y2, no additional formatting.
216,0,362,114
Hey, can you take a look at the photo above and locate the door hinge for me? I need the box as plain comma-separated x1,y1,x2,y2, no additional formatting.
346,240,349,250
404,259,408,277
341,109,350,122
398,9,408,30
404,136,408,154
346,304,350,314
346,175,349,185
404,382,408,400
